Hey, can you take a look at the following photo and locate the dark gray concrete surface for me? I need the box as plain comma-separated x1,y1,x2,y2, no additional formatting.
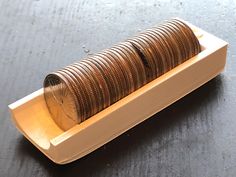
0,0,236,176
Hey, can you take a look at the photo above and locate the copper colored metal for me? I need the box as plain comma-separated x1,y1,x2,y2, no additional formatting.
44,19,201,130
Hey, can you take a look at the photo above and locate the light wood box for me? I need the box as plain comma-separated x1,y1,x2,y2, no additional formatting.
8,21,228,164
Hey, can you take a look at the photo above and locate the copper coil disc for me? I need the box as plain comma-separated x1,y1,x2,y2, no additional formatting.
44,19,201,130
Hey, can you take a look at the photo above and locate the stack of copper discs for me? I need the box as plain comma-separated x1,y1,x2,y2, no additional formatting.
44,19,201,130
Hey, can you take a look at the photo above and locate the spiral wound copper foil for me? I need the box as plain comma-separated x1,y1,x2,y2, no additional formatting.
44,19,201,130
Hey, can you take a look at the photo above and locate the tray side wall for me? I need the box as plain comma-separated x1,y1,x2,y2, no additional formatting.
52,44,227,164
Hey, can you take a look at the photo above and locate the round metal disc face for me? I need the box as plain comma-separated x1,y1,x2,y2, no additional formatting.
44,74,79,130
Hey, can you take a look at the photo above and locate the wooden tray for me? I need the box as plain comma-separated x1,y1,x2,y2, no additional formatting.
8,21,228,164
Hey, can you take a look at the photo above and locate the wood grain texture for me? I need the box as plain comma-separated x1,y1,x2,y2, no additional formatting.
0,0,235,176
